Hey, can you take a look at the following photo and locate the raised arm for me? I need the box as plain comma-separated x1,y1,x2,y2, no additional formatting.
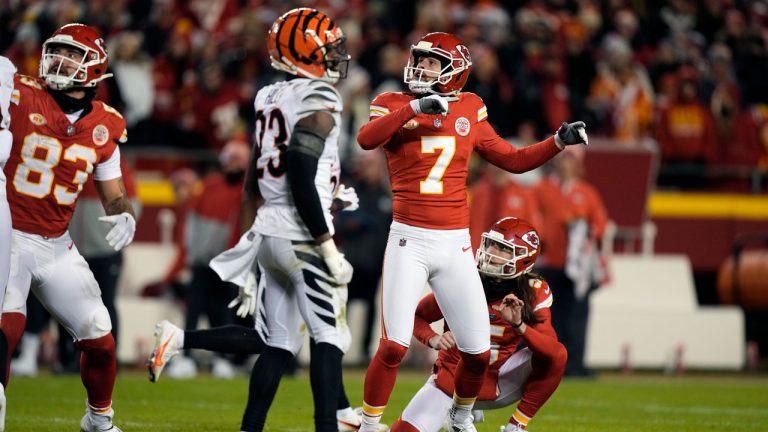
357,94,454,150
475,120,589,173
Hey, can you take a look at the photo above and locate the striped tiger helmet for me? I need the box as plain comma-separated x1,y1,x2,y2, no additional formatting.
267,8,350,83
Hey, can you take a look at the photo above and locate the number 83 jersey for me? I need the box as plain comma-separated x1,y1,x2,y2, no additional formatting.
5,74,126,238
251,78,343,241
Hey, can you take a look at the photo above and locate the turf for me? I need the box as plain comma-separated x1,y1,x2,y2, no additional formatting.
5,370,768,431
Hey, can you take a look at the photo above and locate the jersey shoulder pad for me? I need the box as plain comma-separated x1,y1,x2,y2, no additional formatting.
370,92,410,117
294,79,342,116
459,92,487,123
531,278,554,311
93,101,128,144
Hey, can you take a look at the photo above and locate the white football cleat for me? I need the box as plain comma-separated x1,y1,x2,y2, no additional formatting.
500,423,525,432
341,407,389,431
80,406,122,432
148,320,183,382
443,411,477,432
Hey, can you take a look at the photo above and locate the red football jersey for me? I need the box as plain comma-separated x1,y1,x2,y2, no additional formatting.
358,92,560,230
5,74,126,237
413,278,555,401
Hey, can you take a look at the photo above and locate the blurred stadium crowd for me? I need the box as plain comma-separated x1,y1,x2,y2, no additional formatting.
2,0,767,190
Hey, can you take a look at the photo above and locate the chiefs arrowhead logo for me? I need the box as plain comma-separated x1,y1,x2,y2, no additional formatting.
521,231,539,248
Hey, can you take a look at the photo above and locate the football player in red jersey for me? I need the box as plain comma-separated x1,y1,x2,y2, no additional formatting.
391,217,566,432
356,32,586,432
0,24,136,432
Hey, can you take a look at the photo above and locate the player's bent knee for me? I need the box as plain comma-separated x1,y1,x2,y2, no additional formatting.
377,339,409,366
80,307,112,340
553,342,568,370
459,349,490,374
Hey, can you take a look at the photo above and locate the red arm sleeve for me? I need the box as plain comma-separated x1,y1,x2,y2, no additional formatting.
357,104,416,150
475,121,561,173
413,294,444,347
520,308,562,360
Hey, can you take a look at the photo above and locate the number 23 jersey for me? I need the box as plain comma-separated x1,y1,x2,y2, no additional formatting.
5,74,126,237
251,78,342,241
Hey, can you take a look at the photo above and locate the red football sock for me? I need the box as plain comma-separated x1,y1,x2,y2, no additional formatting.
453,349,490,401
1,312,27,386
514,342,567,421
361,339,408,421
77,333,117,410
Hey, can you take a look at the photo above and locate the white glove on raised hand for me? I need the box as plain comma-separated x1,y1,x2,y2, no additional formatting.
98,212,136,251
228,271,257,318
333,184,359,212
554,121,589,149
318,239,354,285
409,94,456,116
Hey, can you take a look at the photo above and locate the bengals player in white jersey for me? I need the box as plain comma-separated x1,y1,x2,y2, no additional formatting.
0,24,136,432
150,8,373,432
356,32,587,432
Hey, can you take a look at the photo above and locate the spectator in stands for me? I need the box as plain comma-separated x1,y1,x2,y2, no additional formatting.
174,139,250,378
534,147,609,377
335,150,392,363
588,38,654,143
110,31,154,130
655,66,720,186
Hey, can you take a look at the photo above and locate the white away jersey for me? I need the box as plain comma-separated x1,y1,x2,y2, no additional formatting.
251,78,343,240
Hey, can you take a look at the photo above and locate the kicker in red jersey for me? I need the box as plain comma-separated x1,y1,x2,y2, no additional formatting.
4,74,127,237
360,91,560,230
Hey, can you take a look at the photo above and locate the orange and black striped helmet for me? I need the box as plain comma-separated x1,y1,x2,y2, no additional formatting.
267,8,350,83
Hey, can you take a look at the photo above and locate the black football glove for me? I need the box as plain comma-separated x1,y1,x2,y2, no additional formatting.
409,94,457,116
555,121,588,148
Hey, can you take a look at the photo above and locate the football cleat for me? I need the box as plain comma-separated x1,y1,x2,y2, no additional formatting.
340,407,389,431
443,410,477,432
148,320,183,382
79,406,122,432
499,422,525,432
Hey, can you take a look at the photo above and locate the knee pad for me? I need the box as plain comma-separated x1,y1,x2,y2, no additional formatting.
82,307,112,340
377,339,408,366
459,349,490,374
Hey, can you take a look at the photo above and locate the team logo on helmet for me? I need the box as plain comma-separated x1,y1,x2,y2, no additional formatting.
455,117,470,136
521,231,540,249
92,124,109,146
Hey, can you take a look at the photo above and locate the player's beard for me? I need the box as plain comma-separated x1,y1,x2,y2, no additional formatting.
49,88,96,114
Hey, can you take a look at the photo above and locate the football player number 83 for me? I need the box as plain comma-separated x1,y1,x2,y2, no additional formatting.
13,132,97,205
420,136,456,194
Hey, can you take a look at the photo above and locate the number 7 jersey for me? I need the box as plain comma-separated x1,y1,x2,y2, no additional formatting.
366,91,560,230
250,78,343,241
4,74,126,237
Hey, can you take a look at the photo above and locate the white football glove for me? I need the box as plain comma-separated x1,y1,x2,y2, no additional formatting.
409,94,456,116
333,184,359,212
318,239,354,285
554,121,589,149
228,271,257,318
98,212,136,251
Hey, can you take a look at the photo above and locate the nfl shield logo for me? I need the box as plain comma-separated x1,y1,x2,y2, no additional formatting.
433,118,442,128
399,238,407,247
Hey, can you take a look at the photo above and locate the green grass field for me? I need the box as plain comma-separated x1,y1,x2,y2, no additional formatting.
6,369,768,431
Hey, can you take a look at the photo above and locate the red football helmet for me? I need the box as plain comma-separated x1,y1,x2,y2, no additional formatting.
39,24,112,90
476,217,541,279
267,8,350,83
403,32,472,95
